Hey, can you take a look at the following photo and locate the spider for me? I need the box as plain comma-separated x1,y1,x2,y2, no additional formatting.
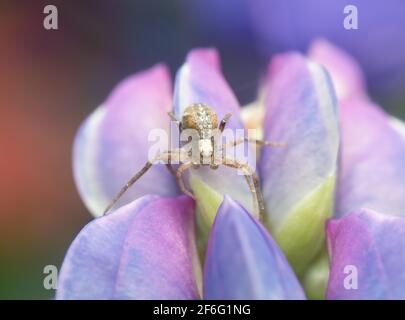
103,103,285,218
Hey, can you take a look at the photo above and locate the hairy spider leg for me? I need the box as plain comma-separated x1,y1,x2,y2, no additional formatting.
221,137,287,150
103,150,181,216
219,113,232,132
175,162,195,199
222,157,265,220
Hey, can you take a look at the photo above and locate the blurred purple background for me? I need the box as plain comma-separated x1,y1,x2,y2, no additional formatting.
0,0,404,298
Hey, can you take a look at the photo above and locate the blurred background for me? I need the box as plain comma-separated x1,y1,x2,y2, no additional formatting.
0,0,404,299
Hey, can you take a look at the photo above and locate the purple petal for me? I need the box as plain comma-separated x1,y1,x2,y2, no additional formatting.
73,65,179,216
204,196,305,300
173,48,256,216
327,209,405,299
260,53,339,272
174,48,236,119
56,195,201,299
337,98,405,217
308,39,367,100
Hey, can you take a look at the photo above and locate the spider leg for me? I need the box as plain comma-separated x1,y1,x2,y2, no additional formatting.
167,111,182,131
175,163,195,199
249,169,265,220
249,138,286,147
164,148,182,176
222,157,265,220
167,112,183,175
221,137,286,151
167,111,179,122
219,113,232,132
103,151,177,216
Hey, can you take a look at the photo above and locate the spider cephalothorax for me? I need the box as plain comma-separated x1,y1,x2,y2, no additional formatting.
181,103,218,159
103,103,285,219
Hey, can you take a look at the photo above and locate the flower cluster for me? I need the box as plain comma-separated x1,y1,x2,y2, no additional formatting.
57,40,405,300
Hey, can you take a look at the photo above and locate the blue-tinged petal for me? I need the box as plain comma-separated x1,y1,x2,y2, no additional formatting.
173,49,257,247
327,209,405,299
73,65,179,217
308,39,367,100
174,48,232,119
260,53,339,274
204,196,305,300
337,98,405,217
56,195,201,299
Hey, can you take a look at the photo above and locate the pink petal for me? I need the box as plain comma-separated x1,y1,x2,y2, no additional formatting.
73,65,179,216
57,195,200,299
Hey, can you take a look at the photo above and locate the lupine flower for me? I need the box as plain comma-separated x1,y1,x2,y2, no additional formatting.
60,48,326,299
308,40,405,299
59,41,405,300
57,195,200,299
259,51,339,276
204,196,305,299
327,209,405,299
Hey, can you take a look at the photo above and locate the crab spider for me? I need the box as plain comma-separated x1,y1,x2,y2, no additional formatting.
103,103,285,218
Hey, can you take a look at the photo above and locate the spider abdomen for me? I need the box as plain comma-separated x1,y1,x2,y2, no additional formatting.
182,103,218,139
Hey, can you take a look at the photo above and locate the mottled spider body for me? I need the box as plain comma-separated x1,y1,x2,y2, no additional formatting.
182,103,218,137
103,103,285,219
181,103,221,162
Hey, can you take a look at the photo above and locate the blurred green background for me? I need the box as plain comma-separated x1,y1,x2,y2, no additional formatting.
0,0,404,299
